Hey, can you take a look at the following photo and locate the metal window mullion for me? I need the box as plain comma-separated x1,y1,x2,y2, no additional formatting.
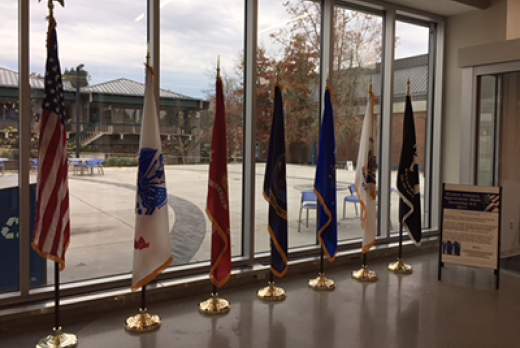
460,67,476,185
493,75,502,187
430,20,445,229
18,0,31,298
379,9,395,238
320,0,333,106
423,22,436,229
242,0,257,264
148,0,160,107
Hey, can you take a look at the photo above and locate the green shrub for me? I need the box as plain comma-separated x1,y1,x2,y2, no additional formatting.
0,148,19,160
104,157,138,167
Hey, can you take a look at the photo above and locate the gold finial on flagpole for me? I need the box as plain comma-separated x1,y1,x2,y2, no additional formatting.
407,77,411,96
217,55,221,79
39,0,65,18
144,45,154,76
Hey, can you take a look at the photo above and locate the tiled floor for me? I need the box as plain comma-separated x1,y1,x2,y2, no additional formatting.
1,251,520,348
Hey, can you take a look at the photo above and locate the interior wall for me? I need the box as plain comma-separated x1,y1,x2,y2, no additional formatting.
442,0,506,184
507,0,520,40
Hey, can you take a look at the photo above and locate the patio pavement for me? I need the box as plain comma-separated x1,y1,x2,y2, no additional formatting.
0,164,404,285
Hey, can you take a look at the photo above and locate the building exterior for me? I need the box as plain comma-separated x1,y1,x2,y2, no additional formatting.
0,67,209,162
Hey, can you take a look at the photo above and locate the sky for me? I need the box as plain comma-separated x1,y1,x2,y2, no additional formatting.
1,0,429,100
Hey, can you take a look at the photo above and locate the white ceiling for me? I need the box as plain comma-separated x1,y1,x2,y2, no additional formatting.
381,0,483,17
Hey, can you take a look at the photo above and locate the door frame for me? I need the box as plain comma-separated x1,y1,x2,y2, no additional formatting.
460,60,520,184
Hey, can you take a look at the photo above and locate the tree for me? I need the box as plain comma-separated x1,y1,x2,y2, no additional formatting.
63,67,90,88
200,1,383,164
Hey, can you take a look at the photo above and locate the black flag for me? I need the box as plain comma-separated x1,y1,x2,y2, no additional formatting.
397,95,421,245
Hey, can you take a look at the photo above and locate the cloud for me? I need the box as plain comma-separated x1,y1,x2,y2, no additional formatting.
1,0,430,99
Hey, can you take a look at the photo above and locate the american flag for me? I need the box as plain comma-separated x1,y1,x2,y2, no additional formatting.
31,18,70,271
485,194,500,213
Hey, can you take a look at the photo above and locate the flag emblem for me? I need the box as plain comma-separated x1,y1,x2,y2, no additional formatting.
136,148,167,216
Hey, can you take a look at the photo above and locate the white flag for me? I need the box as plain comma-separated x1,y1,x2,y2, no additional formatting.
354,91,377,253
132,68,173,290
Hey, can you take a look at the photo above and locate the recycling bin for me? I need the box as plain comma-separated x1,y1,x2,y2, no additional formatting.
0,180,46,292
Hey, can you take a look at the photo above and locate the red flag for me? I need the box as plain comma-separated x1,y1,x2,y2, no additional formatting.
32,18,70,270
206,75,231,287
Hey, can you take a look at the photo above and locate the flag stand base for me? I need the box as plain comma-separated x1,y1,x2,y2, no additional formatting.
257,282,286,301
198,293,230,315
308,273,335,291
352,265,378,282
387,258,413,274
36,327,78,348
124,308,161,332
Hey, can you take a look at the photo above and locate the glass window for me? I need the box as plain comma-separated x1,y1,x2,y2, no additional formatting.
390,20,431,232
477,75,498,187
161,0,245,262
28,0,148,286
332,6,383,243
255,0,321,253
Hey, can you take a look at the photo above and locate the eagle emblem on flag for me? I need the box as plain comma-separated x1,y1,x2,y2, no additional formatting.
136,148,167,216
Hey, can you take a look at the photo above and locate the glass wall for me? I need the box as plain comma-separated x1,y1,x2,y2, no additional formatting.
477,75,498,187
254,0,321,253
390,20,431,233
0,0,22,294
161,0,245,261
2,0,442,304
26,0,148,286
332,5,383,243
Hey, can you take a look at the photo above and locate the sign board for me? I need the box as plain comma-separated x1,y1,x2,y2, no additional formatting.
441,184,501,270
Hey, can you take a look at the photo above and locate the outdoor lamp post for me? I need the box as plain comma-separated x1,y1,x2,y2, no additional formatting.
75,63,84,158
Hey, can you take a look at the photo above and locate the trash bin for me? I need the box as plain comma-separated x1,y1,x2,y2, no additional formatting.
0,182,46,292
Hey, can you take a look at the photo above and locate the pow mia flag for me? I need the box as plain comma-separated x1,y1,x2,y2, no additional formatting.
397,95,422,245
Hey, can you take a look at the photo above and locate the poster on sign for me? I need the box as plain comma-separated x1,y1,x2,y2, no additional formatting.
441,184,501,270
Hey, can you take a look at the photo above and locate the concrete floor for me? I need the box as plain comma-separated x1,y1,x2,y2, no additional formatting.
1,251,520,347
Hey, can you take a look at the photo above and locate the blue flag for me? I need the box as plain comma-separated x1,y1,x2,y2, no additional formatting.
263,84,288,277
314,88,337,261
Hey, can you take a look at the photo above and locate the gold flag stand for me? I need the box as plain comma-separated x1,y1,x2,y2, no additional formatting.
125,286,162,332
36,327,78,348
36,263,78,348
257,272,286,301
199,285,231,315
352,253,378,282
388,258,413,274
309,249,335,291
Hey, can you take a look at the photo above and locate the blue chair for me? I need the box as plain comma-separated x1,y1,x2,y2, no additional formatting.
93,158,104,175
0,159,5,176
298,191,317,232
84,159,96,175
32,158,38,172
343,184,360,218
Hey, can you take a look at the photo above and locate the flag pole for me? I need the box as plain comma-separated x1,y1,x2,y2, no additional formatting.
35,2,78,347
37,262,78,348
257,71,287,301
388,78,413,274
352,79,377,282
124,56,168,332
309,74,335,291
199,56,231,314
